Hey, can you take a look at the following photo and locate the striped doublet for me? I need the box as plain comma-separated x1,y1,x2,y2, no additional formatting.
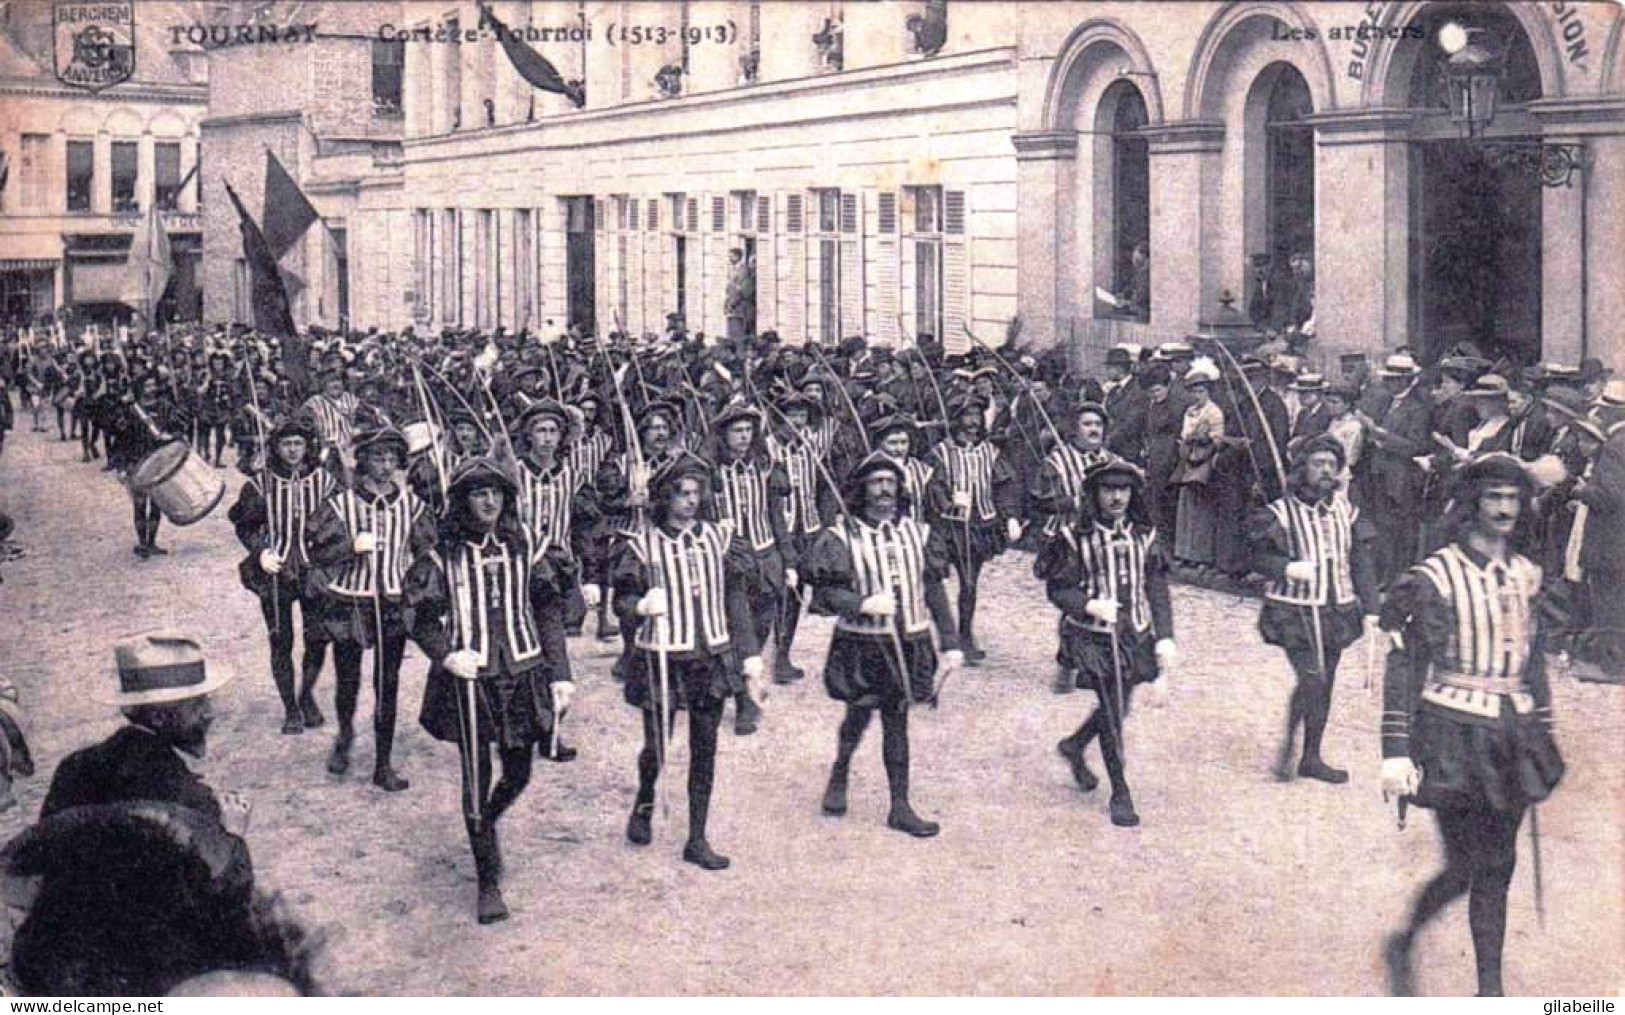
256,468,336,561
769,432,823,535
883,455,934,523
517,459,582,554
832,517,933,637
326,488,427,600
1062,520,1157,635
568,429,613,479
434,532,544,669
714,458,777,552
304,393,359,450
1042,444,1112,535
1411,545,1541,719
1264,495,1358,608
631,521,735,653
934,441,999,523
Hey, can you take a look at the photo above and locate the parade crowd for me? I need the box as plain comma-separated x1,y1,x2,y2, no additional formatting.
0,317,1620,996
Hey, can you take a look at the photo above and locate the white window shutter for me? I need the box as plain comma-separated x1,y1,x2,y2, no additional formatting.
781,192,805,343
870,190,899,345
942,189,969,352
541,203,567,329
756,221,777,336
685,224,704,332
839,192,863,341
594,206,612,335
497,209,515,330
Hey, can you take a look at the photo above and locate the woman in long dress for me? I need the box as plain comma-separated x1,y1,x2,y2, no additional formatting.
1173,363,1226,570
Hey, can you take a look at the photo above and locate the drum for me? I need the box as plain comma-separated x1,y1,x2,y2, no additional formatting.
402,420,440,456
129,441,225,526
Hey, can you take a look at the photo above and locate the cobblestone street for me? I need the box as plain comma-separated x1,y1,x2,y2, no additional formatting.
1,423,1620,996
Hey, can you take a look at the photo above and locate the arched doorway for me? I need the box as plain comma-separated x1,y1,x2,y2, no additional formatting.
1244,62,1316,333
1401,4,1544,364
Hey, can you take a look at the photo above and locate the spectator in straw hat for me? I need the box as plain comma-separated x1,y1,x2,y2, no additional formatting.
41,633,246,837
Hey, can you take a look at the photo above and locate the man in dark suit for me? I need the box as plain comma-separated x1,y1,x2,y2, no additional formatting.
1289,373,1332,441
42,633,247,842
1362,354,1434,586
1102,345,1148,462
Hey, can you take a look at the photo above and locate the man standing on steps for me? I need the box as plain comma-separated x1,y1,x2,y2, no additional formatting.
800,453,962,838
1247,433,1380,785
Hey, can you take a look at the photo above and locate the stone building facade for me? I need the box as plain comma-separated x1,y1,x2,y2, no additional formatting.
207,1,1624,371
0,2,207,326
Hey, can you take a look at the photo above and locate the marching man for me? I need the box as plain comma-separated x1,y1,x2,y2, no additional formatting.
1248,433,1380,785
228,413,338,734
407,456,575,925
307,426,436,792
1038,460,1175,827
800,453,962,838
1378,453,1564,997
608,453,765,871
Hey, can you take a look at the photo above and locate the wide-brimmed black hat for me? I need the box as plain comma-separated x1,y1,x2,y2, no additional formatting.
1083,457,1145,489
352,426,408,461
447,455,517,500
711,402,762,433
1289,432,1346,468
515,398,571,432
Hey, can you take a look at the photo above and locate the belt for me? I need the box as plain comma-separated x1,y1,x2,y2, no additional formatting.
1421,670,1534,719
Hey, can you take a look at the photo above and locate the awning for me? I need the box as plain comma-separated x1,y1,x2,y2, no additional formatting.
69,261,129,305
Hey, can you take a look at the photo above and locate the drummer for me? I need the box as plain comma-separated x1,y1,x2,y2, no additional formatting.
107,372,182,560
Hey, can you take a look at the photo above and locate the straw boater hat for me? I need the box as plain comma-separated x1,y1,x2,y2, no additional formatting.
1290,373,1329,393
1462,374,1511,399
105,633,233,707
1376,353,1421,378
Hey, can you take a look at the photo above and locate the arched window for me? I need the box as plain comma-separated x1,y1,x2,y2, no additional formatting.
1095,81,1150,320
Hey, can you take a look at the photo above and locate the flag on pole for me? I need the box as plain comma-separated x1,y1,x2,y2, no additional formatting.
120,201,173,327
477,1,585,107
224,180,298,337
262,149,320,259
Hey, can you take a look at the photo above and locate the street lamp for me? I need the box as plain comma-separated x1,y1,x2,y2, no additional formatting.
1439,22,1588,187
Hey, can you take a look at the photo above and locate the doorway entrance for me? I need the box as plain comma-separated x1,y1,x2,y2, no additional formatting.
565,197,596,336
1410,139,1542,365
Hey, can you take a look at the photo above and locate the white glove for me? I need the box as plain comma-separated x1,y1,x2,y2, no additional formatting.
951,490,972,510
353,532,378,554
784,568,799,589
859,592,896,617
940,649,965,673
1084,599,1120,625
1006,517,1023,543
1284,560,1317,583
636,587,669,618
220,790,252,837
580,583,602,608
1381,757,1421,800
550,680,575,714
1154,638,1178,671
741,656,766,682
443,649,481,680
259,548,283,575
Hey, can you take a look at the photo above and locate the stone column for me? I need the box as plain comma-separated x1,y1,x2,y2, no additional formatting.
1142,121,1224,339
1011,130,1076,352
1304,109,1416,368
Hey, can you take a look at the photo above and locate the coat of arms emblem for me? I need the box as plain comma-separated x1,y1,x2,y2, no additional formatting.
53,2,136,93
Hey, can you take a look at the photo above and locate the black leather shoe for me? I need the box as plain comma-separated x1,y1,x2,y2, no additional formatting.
682,839,731,870
886,805,941,838
1057,738,1099,793
281,712,305,735
1298,758,1349,785
773,661,805,685
327,733,352,775
300,696,325,729
626,802,654,845
1109,793,1141,827
373,765,410,792
734,696,761,737
821,772,848,816
477,886,510,925
541,740,579,763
